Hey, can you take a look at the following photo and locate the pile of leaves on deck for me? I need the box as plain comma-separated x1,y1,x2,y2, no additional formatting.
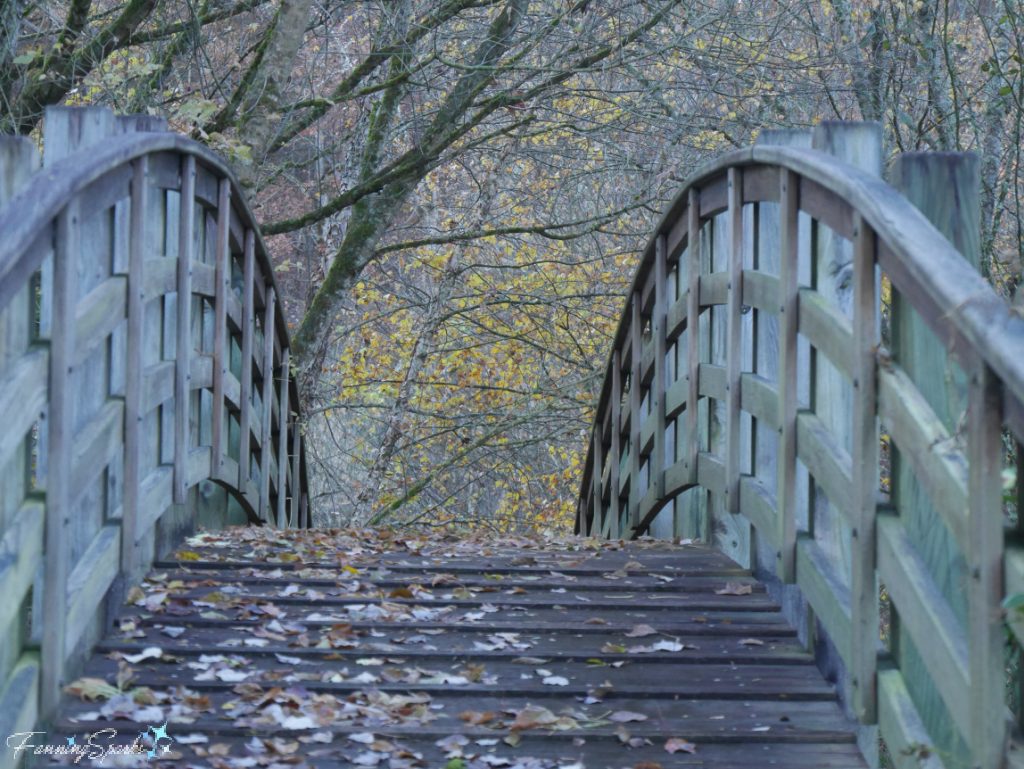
62,526,699,769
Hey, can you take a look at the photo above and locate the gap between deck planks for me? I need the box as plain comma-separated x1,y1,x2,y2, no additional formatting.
53,529,867,769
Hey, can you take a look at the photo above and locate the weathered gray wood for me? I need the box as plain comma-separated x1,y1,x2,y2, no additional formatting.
609,350,621,539
590,427,603,537
40,197,79,719
238,232,255,491
63,524,121,659
876,666,946,769
276,348,290,528
889,152,980,766
724,168,743,514
876,364,969,547
174,155,196,504
776,168,799,583
653,235,667,503
797,288,854,379
796,535,852,667
0,652,39,769
966,364,1004,768
0,501,44,642
211,179,231,481
795,411,852,526
698,271,728,306
121,155,148,574
876,514,970,739
291,422,301,530
259,286,277,520
685,193,700,488
849,213,878,723
0,348,47,468
628,293,641,534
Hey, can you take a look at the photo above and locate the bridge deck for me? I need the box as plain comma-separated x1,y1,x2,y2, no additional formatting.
54,529,866,768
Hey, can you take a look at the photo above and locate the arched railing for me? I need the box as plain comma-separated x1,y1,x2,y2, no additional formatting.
577,121,1024,768
0,107,308,743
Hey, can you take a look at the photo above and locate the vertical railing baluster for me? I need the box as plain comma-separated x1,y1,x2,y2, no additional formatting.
291,422,301,529
211,179,231,480
653,235,667,503
259,286,276,520
122,156,148,575
40,198,79,719
277,349,290,528
629,292,642,532
610,349,622,539
968,363,1005,769
725,168,743,513
174,156,196,504
685,191,700,487
591,429,603,537
850,213,879,723
238,232,255,492
776,168,799,582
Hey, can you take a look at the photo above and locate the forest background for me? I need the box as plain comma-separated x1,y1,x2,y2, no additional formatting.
2,0,1022,531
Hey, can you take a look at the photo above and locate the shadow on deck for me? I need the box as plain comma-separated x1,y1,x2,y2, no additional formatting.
51,529,866,769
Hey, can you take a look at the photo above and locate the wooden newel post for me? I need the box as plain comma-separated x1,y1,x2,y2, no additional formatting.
889,153,1000,766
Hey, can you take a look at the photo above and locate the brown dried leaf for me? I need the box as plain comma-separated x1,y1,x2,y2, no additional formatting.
511,705,558,730
458,710,496,725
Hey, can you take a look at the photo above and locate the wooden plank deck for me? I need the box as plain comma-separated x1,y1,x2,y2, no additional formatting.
53,529,867,768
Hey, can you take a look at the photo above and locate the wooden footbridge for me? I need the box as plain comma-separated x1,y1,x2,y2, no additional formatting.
3,108,1024,769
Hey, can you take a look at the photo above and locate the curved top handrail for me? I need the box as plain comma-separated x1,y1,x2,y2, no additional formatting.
587,145,1024,458
0,131,291,346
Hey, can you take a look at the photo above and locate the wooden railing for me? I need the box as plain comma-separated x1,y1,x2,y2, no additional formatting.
576,121,1024,768
0,107,308,748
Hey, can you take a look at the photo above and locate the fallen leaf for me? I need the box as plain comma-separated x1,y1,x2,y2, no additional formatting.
543,676,569,686
458,710,496,725
665,738,697,754
615,724,631,744
610,711,649,723
740,638,765,646
511,705,558,730
715,582,753,596
625,624,657,637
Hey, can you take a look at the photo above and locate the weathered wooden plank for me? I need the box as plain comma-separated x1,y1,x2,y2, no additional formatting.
795,535,851,666
665,290,688,343
698,175,728,217
849,213,878,724
608,350,622,539
876,665,947,769
290,422,302,530
174,155,196,504
724,168,743,514
628,292,642,533
776,168,799,583
741,269,779,315
0,347,47,467
967,364,1004,768
797,287,853,380
698,362,726,401
653,235,668,503
143,256,176,299
63,524,121,659
275,349,291,528
71,275,126,366
591,426,604,538
699,271,728,306
741,164,780,204
740,372,778,431
889,152,980,766
795,410,852,527
0,500,44,640
876,513,970,739
738,474,778,549
134,466,174,542
877,363,969,548
238,232,255,491
799,176,855,241
697,452,725,497
69,400,123,510
40,196,80,719
122,154,148,575
0,652,40,769
211,179,231,481
258,286,277,520
685,194,700,487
